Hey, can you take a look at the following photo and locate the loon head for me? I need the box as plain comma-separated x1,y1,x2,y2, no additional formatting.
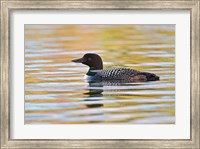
72,53,103,70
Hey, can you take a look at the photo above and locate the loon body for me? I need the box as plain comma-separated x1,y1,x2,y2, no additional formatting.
72,53,159,82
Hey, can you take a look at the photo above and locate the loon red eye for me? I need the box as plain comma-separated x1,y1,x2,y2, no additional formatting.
88,57,92,61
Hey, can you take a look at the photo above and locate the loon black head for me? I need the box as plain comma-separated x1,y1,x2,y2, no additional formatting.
72,53,103,70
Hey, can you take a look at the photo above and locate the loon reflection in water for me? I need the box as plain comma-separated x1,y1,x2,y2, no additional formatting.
72,53,160,82
83,79,145,109
83,81,104,108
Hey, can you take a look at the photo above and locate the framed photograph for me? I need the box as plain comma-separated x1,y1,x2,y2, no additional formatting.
1,0,199,148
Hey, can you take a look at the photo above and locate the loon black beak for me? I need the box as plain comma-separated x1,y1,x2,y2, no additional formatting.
71,57,84,63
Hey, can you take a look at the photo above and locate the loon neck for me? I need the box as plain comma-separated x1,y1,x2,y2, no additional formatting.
86,58,103,76
86,68,102,76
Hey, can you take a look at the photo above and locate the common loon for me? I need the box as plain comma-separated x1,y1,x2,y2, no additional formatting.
72,53,160,82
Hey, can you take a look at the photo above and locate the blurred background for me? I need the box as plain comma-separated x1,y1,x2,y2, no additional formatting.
25,25,175,124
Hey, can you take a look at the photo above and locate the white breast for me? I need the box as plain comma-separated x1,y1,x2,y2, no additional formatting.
84,75,93,81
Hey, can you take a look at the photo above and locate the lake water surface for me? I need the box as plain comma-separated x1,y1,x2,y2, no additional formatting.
25,25,175,124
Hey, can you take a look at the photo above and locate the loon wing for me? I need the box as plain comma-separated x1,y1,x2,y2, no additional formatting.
95,68,159,81
96,68,140,80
